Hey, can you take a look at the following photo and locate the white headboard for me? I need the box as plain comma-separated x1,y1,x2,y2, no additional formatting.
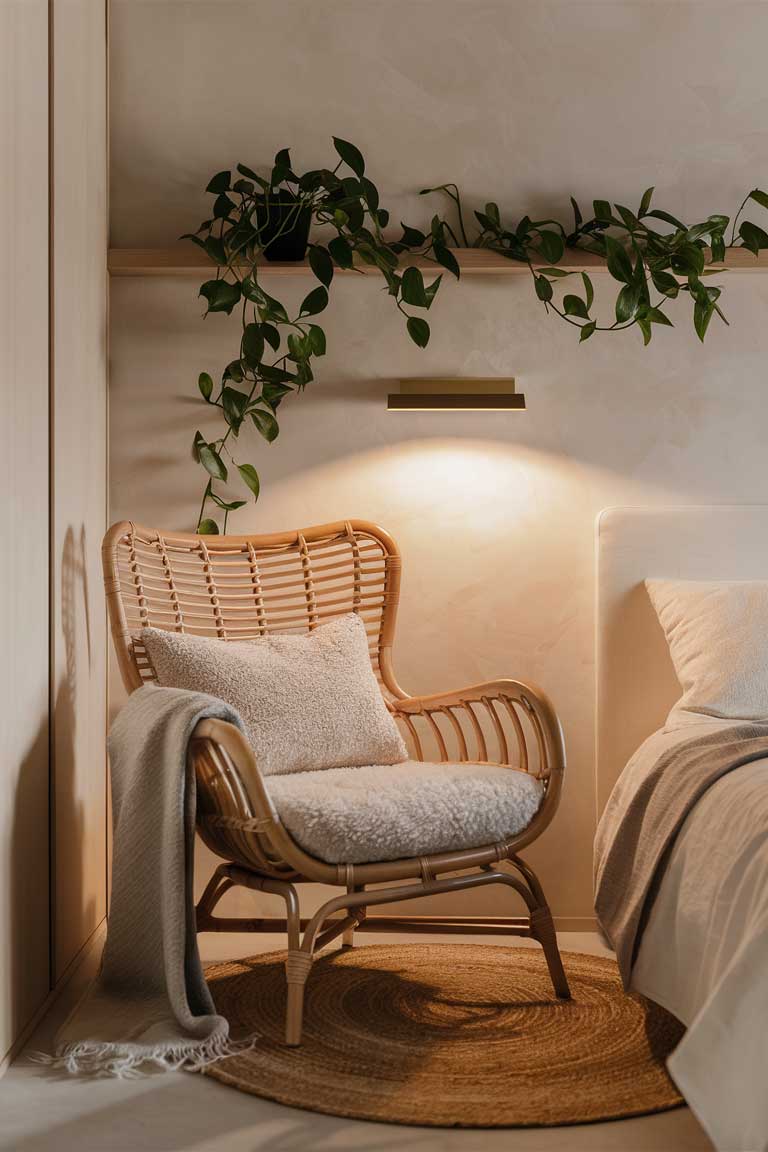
596,505,768,813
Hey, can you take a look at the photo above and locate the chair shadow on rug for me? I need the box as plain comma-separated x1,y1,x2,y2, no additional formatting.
103,517,571,1046
203,944,685,1129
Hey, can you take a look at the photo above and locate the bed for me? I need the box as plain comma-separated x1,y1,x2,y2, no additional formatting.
596,507,768,1152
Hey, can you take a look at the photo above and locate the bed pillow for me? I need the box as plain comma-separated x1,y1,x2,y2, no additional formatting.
141,613,407,775
645,578,768,722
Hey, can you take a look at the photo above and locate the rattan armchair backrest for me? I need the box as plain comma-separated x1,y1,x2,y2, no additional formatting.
102,519,404,697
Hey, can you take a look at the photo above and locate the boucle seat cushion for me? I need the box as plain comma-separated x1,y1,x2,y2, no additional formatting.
266,760,545,864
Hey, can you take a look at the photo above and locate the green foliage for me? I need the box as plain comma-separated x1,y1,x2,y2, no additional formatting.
420,181,768,349
186,141,449,533
187,142,768,534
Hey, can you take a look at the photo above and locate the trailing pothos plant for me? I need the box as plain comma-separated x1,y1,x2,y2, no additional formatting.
185,138,456,534
419,182,768,344
186,141,768,533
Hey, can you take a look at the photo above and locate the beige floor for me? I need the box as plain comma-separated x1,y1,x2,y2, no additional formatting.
0,931,714,1152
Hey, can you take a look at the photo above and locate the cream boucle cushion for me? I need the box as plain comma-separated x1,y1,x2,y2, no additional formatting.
646,578,768,722
141,614,407,775
266,760,544,864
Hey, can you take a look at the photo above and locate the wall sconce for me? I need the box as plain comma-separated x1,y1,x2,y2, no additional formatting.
387,378,525,411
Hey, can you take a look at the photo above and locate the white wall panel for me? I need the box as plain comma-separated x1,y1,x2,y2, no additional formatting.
52,0,108,980
0,0,51,1063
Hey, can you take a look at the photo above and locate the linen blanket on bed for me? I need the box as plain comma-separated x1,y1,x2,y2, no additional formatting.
49,683,249,1076
594,721,768,986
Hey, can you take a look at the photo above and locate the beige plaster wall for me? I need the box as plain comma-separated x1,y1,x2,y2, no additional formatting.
109,0,768,920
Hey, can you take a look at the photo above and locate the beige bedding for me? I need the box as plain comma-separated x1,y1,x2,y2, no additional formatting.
601,720,768,1152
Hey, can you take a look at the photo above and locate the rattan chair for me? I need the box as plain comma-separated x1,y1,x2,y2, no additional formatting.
103,518,570,1045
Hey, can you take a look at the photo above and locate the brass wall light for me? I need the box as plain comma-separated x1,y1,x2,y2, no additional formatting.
387,378,525,411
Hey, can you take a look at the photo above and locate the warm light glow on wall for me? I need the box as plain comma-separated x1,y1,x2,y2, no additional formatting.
379,441,538,522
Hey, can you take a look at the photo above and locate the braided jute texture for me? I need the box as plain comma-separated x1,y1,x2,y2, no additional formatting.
204,944,684,1128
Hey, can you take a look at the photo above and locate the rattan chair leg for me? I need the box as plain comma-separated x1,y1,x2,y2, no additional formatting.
285,951,313,1046
195,864,235,931
341,884,365,949
530,905,571,1000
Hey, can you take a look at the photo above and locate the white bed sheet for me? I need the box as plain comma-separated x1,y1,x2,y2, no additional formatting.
622,720,768,1152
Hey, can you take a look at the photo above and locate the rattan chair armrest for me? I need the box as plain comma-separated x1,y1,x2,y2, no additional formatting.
189,718,342,883
390,678,566,776
191,718,280,824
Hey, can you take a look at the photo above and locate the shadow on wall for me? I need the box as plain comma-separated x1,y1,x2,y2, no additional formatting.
10,720,49,1049
53,525,97,979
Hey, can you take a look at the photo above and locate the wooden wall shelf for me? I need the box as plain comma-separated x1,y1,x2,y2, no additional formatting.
108,246,768,277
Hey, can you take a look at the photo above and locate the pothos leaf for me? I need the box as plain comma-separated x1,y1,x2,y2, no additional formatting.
198,442,227,481
424,274,443,310
534,275,553,302
694,297,714,342
199,279,241,315
299,286,329,317
563,294,590,319
406,316,430,347
593,199,613,223
645,208,686,230
639,186,654,217
308,244,334,287
307,325,326,356
192,431,206,462
262,381,294,409
637,316,653,346
332,137,365,178
237,463,260,500
222,387,247,433
206,170,231,194
257,290,289,323
603,235,633,284
739,220,768,255
329,235,356,268
261,323,281,352
400,266,428,307
399,223,426,247
250,408,280,442
749,189,768,211
433,243,460,279
242,323,264,367
615,282,640,323
538,230,564,264
209,492,247,511
197,518,220,535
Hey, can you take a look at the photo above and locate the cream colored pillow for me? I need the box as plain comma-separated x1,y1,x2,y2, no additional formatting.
645,578,768,722
141,613,407,775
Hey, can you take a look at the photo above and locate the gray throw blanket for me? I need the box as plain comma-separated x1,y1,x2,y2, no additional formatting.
49,683,252,1076
595,722,768,987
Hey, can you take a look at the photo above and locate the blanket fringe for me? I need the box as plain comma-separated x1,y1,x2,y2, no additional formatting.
31,1032,259,1079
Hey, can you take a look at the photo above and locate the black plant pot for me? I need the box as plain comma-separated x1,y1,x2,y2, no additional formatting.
255,195,311,262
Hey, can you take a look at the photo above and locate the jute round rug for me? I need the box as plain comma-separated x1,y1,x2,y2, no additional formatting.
204,944,684,1128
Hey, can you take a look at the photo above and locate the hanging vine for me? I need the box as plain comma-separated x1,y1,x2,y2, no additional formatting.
185,141,768,532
